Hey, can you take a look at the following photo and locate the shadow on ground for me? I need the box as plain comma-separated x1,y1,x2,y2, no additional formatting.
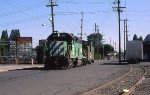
101,62,129,65
13,67,67,71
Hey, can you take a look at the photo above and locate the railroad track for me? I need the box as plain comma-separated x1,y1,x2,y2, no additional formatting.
143,65,150,78
131,65,150,95
81,65,147,95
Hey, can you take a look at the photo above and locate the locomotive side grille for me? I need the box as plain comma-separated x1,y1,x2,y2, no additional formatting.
50,42,64,56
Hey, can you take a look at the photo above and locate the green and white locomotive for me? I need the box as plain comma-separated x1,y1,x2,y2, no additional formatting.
44,32,94,69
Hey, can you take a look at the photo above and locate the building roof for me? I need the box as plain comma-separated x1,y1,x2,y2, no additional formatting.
144,34,150,42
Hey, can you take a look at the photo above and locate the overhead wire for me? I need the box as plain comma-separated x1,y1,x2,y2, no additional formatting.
0,0,50,28
1,0,119,42
57,1,104,5
99,0,113,29
56,2,104,35
1,10,113,28
33,26,50,42
57,0,81,32
5,0,45,25
1,13,49,27
55,3,80,33
0,1,47,17
1,0,111,28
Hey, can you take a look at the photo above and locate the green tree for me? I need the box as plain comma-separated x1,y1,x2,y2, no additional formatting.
87,33,115,59
99,44,114,58
1,30,9,56
1,30,8,41
9,29,21,41
87,33,103,48
139,36,143,41
87,33,103,59
104,44,114,54
133,34,143,41
133,34,138,40
0,42,5,56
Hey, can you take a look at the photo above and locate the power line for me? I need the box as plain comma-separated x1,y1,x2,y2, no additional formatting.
55,4,81,33
0,1,46,17
99,0,113,31
5,0,44,25
0,10,112,28
57,1,105,5
1,13,49,27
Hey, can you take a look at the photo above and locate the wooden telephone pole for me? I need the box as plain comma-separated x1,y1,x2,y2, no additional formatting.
46,0,58,33
126,19,129,41
123,19,126,61
81,12,83,39
113,0,126,64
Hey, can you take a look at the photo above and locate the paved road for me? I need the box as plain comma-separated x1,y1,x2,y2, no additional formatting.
0,60,131,95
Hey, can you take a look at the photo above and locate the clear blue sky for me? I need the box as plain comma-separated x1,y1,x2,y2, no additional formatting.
0,0,150,51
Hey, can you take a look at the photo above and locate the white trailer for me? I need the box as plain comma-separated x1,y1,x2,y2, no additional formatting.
126,41,143,64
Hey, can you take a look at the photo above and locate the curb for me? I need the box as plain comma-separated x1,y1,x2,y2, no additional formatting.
0,65,43,73
0,70,8,72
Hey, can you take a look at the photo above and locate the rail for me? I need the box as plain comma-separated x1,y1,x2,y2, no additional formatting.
123,66,150,95
81,65,133,95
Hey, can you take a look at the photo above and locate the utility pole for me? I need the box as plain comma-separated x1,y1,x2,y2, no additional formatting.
123,19,126,61
110,37,111,45
113,40,115,49
113,0,126,64
126,19,128,41
115,42,116,51
98,28,100,59
94,23,99,47
80,12,83,39
94,23,97,48
46,0,58,33
95,23,97,34
102,32,105,59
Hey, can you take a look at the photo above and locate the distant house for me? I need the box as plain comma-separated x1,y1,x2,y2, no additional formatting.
143,34,150,60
